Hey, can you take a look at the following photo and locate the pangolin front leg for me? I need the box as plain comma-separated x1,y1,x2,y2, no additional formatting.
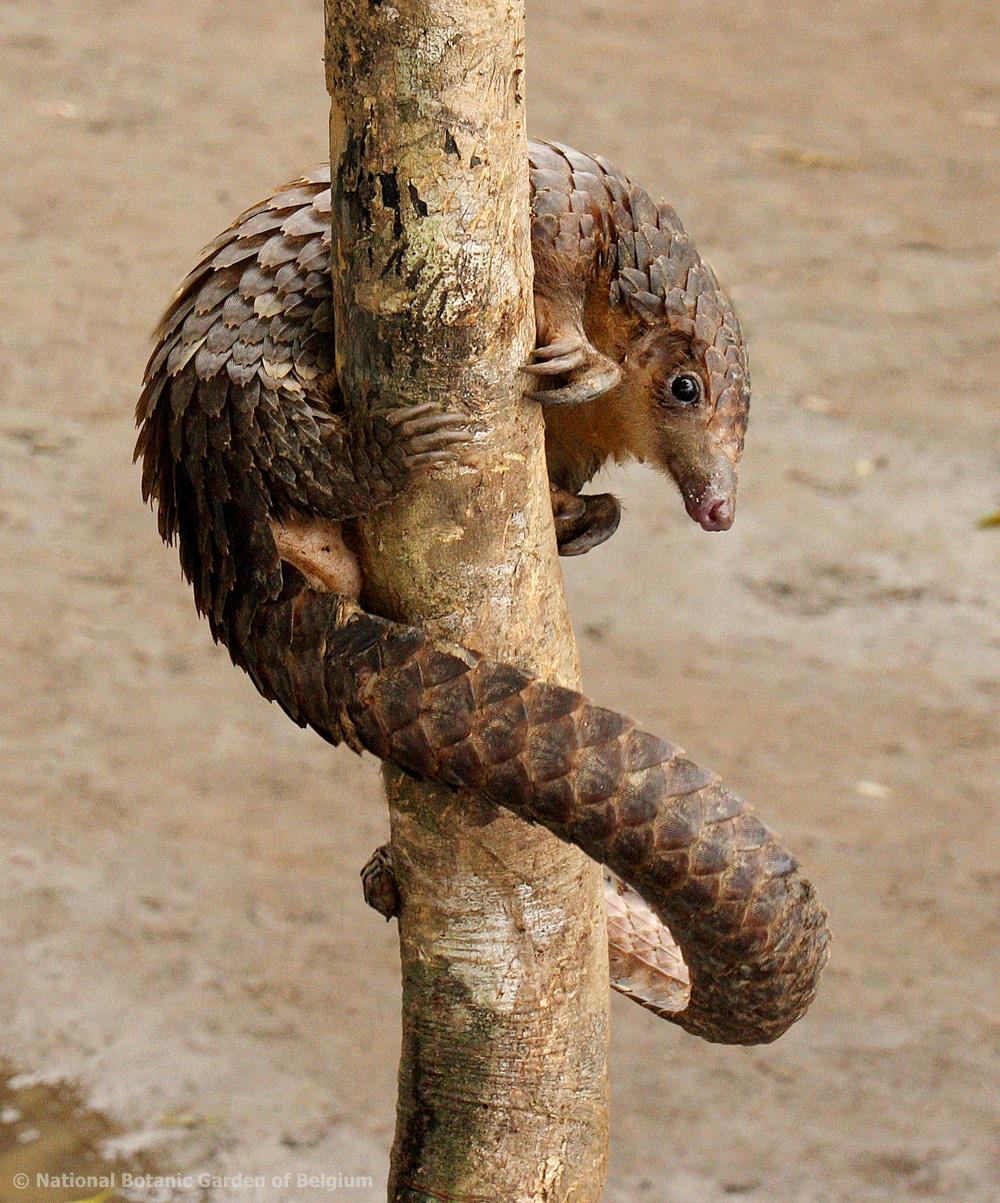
524,141,624,407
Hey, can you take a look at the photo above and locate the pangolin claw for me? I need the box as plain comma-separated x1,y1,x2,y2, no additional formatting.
388,403,474,468
396,411,469,438
550,484,587,524
523,348,589,375
554,491,622,556
385,402,439,427
529,336,585,361
525,336,623,406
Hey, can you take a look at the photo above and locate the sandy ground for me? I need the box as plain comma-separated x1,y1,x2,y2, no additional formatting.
1,0,998,1199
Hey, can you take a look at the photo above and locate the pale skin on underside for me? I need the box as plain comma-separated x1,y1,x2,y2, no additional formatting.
270,517,363,599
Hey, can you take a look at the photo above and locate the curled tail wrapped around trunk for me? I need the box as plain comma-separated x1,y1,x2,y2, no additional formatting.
251,573,829,1046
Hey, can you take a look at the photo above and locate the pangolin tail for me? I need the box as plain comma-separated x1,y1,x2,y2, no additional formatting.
249,576,830,1046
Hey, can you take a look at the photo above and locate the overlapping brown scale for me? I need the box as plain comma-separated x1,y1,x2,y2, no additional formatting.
193,343,231,381
573,704,630,748
532,188,570,218
236,207,300,240
418,686,475,750
177,301,223,342
273,261,304,293
256,232,303,270
310,187,332,213
606,824,656,877
531,167,571,194
267,182,326,211
523,716,579,784
211,236,270,270
279,203,329,240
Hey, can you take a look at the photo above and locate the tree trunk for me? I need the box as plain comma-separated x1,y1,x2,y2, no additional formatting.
324,3,610,1200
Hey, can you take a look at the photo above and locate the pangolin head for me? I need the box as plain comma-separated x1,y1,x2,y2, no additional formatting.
614,198,750,532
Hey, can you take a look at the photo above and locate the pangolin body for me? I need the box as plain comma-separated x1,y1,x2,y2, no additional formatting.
136,141,829,1044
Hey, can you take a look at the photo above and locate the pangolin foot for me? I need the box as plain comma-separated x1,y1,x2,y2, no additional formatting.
386,403,475,468
523,336,622,406
552,487,622,555
361,843,399,920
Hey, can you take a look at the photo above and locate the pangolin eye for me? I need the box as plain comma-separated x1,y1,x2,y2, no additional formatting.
669,373,702,405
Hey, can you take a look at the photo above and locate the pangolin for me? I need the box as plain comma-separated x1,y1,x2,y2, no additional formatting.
136,140,828,1044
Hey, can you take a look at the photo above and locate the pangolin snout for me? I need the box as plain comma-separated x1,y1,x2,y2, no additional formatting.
678,455,737,531
687,492,735,532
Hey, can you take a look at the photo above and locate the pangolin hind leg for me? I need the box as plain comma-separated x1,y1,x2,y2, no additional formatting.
270,518,364,598
551,488,621,556
361,843,399,920
526,231,621,407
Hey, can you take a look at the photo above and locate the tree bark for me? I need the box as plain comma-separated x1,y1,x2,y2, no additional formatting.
324,3,610,1200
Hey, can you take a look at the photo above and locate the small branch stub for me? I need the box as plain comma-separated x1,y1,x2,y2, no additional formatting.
324,2,610,1200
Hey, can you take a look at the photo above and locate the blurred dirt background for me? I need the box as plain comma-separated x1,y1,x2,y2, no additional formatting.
1,0,998,1200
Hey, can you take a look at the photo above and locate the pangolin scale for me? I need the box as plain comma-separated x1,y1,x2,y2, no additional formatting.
136,140,829,1044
